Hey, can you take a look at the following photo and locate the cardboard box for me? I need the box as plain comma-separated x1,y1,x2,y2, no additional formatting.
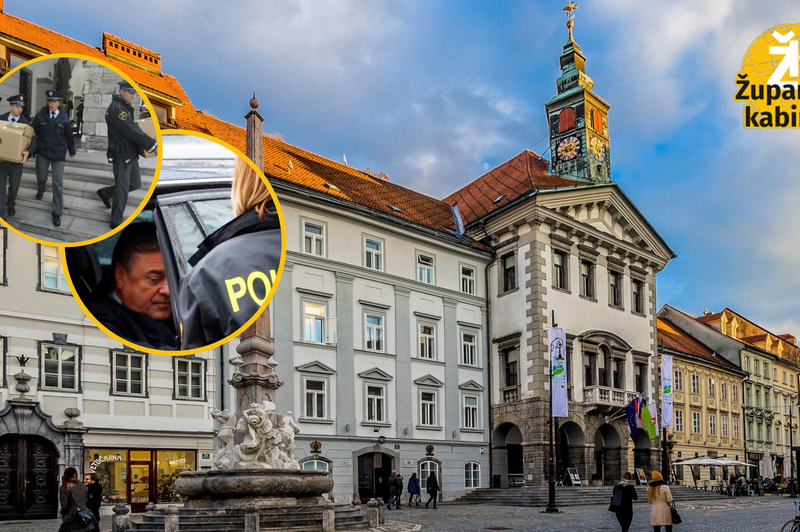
0,120,34,164
135,117,158,158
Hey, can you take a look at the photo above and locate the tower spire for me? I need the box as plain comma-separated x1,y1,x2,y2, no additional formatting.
563,1,578,43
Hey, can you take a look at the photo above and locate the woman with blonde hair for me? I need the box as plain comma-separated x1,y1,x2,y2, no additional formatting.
647,470,674,532
177,157,282,349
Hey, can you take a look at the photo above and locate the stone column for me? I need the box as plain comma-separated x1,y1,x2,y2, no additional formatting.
111,504,130,532
322,502,335,532
367,499,379,527
244,502,260,532
376,498,386,524
164,505,178,532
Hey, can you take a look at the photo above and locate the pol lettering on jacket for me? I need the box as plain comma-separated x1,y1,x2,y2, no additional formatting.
225,269,278,312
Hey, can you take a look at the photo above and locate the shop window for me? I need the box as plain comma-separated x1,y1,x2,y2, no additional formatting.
156,451,195,502
85,450,127,505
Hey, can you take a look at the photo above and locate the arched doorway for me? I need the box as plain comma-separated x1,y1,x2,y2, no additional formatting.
356,452,395,503
492,423,523,488
558,421,586,482
594,424,623,485
632,430,652,475
0,434,59,520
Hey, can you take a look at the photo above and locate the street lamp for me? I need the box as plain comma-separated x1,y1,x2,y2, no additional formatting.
545,335,564,514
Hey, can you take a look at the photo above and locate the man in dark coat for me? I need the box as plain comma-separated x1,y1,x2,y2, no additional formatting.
84,472,102,532
33,89,75,227
97,80,156,229
85,222,178,350
386,470,402,510
0,94,36,218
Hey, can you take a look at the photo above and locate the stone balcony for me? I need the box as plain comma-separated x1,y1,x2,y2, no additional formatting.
583,386,639,413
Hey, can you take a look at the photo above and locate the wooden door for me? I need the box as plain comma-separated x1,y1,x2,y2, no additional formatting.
0,435,58,520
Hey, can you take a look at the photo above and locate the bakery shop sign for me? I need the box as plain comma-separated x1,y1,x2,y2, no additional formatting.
88,453,123,473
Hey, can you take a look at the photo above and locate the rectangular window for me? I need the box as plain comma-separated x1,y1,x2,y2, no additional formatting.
692,411,701,434
756,389,761,408
113,352,145,396
303,221,325,256
502,253,517,292
691,374,699,394
176,359,204,399
41,344,78,390
419,324,436,359
708,378,715,398
461,266,476,295
784,371,788,384
417,253,435,284
632,279,644,314
303,302,326,343
461,331,478,366
365,313,384,352
732,384,738,403
792,374,795,387
504,349,519,387
634,363,645,394
609,271,622,307
463,396,479,429
364,238,383,271
776,427,781,444
774,368,778,380
675,409,684,432
420,391,437,426
721,415,728,437
745,356,750,372
721,381,727,400
366,385,385,422
304,379,327,419
580,260,594,298
755,360,760,376
746,386,752,406
709,413,716,436
757,422,763,441
675,370,683,391
40,245,68,293
553,250,567,290
584,352,596,386
733,417,740,439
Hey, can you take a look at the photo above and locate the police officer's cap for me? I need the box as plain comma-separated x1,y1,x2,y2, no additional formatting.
117,80,136,92
45,89,64,101
8,94,25,106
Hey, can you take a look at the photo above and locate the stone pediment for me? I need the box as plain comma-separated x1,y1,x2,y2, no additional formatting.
458,380,485,391
357,367,393,381
295,361,336,375
413,374,444,387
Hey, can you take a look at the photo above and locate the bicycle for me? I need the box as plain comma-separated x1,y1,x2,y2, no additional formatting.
780,501,800,532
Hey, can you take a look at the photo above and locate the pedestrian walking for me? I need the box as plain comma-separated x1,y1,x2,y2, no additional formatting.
611,471,638,532
33,89,75,227
58,467,94,532
425,471,439,509
0,93,36,218
647,470,674,532
386,470,401,509
408,472,421,506
84,472,102,532
397,473,404,507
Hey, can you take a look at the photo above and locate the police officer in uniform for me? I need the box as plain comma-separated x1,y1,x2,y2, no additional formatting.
33,89,75,227
0,94,37,218
97,80,156,229
177,158,282,350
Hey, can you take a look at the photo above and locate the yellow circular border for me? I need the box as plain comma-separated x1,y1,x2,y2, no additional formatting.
0,53,163,247
61,129,288,356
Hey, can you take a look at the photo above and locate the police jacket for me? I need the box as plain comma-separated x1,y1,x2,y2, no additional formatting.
0,111,37,167
32,106,75,161
106,94,155,164
177,209,282,350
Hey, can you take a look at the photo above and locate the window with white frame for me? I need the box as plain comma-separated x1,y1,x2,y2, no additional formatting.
304,378,327,419
721,381,727,400
579,260,594,298
675,370,683,391
417,253,435,284
463,395,479,429
721,415,728,437
609,270,623,308
41,344,78,391
175,358,204,400
303,220,326,256
364,237,383,271
675,409,684,432
733,417,740,439
302,459,330,472
691,373,699,394
692,411,701,434
420,390,437,426
708,378,715,397
40,245,69,293
420,461,439,490
461,265,476,295
709,413,716,436
465,462,481,488
365,313,384,352
732,383,738,403
632,278,645,314
502,253,517,292
552,250,567,290
366,384,386,423
303,301,326,343
419,324,436,360
461,331,478,366
113,352,146,396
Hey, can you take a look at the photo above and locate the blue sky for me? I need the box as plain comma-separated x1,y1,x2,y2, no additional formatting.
11,0,800,335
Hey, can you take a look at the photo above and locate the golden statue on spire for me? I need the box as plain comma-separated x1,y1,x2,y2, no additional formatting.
563,1,578,41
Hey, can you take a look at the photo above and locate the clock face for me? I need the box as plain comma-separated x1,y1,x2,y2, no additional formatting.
557,136,580,161
589,136,606,162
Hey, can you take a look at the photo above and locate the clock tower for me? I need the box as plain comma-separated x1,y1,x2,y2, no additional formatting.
546,2,611,184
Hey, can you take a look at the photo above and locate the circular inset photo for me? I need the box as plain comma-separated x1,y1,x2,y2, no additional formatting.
64,131,286,354
0,54,161,244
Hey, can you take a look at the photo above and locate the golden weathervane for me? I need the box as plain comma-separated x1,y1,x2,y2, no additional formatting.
563,1,578,41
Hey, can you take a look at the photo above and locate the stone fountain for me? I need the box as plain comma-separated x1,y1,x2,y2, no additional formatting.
130,316,367,532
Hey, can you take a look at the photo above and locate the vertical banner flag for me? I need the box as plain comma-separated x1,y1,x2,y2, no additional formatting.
549,327,568,417
643,402,659,439
661,354,673,428
625,401,638,437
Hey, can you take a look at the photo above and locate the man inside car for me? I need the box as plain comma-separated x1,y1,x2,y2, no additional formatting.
86,222,178,350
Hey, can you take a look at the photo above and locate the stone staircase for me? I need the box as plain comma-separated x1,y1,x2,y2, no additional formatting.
2,152,156,243
450,485,730,507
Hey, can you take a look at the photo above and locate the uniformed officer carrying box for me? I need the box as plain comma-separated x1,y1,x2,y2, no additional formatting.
135,117,157,158
0,121,34,164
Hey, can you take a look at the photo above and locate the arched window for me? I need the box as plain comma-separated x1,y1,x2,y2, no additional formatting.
558,108,575,132
592,108,604,132
302,460,330,472
419,460,440,490
465,462,481,488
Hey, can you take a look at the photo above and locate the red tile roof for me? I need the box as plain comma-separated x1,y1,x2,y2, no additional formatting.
695,313,722,324
444,150,588,225
657,317,740,370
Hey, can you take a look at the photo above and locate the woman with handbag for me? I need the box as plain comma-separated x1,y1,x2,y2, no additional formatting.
647,471,676,532
408,472,421,507
425,472,439,509
58,468,95,532
610,471,638,532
